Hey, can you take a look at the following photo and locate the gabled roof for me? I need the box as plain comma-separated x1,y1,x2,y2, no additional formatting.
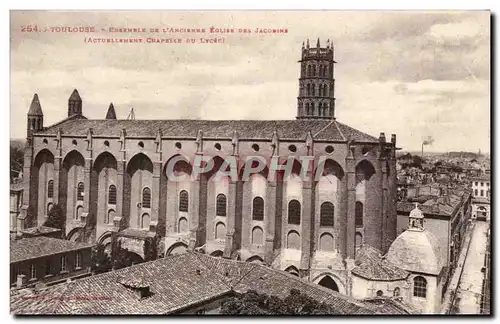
11,252,392,315
10,236,93,263
28,94,43,116
35,118,379,142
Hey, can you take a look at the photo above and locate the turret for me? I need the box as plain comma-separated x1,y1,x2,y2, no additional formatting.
106,103,117,120
27,93,44,140
68,89,82,117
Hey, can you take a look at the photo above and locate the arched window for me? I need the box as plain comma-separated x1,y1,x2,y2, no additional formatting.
142,187,151,209
393,287,401,297
355,201,364,227
215,222,226,240
312,65,317,76
355,232,363,252
320,202,334,227
108,185,117,205
311,84,315,96
77,182,84,201
47,180,54,198
179,190,189,212
311,102,315,115
413,276,427,298
307,65,312,76
288,200,301,225
252,226,264,245
305,103,310,115
141,213,150,229
306,83,311,96
318,103,323,116
216,194,227,216
76,206,83,220
107,209,115,224
324,85,328,96
47,203,53,215
252,197,264,221
323,104,328,116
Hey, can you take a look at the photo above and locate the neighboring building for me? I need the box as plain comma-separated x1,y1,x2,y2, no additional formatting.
10,236,93,289
470,174,490,222
10,181,23,233
471,175,490,200
349,205,448,314
10,251,413,315
386,205,447,314
17,39,399,291
396,189,472,272
350,244,410,301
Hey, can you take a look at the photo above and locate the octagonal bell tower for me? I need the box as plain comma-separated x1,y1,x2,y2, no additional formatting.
296,38,336,120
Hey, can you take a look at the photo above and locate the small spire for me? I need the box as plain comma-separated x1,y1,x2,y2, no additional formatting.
327,39,330,49
105,103,117,120
306,39,310,49
302,41,305,49
317,38,320,48
69,89,82,101
28,93,43,116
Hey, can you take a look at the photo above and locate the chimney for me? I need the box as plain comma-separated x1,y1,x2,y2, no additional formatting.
391,134,396,145
17,274,27,289
136,286,150,300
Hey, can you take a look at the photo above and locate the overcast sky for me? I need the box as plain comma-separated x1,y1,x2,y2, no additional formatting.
10,11,490,153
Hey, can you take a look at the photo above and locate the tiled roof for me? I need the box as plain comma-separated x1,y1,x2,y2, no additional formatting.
352,245,409,281
20,226,61,236
362,297,417,314
11,252,405,315
35,118,379,142
10,236,93,263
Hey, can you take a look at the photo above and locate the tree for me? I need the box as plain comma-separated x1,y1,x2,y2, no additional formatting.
43,203,65,230
91,243,112,274
221,289,338,315
143,236,159,262
111,238,139,270
10,140,24,182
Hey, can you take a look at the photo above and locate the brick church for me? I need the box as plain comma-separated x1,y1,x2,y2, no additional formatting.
18,39,399,295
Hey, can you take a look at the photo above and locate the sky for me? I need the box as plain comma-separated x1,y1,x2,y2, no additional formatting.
10,11,490,153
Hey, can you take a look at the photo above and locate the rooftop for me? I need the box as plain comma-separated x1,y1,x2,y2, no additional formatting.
10,236,94,264
34,118,380,142
352,245,409,281
10,252,410,315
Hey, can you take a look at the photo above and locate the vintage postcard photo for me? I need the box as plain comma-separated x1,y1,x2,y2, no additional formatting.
9,10,490,315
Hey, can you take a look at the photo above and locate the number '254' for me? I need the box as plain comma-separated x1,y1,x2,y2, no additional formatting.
21,25,39,32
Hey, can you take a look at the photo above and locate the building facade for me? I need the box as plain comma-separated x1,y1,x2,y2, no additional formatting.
396,189,472,272
470,175,490,222
10,236,93,289
18,39,398,292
